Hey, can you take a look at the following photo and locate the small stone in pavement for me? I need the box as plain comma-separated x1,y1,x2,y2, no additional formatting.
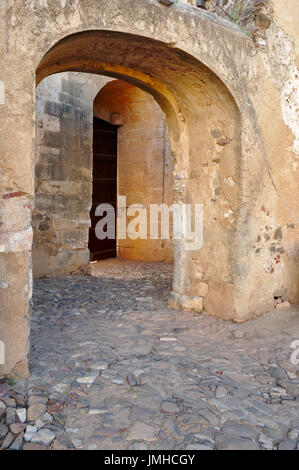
16,408,27,423
127,422,157,442
27,403,47,422
30,429,56,446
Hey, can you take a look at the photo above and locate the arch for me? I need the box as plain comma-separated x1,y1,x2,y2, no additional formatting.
36,29,241,140
35,28,242,320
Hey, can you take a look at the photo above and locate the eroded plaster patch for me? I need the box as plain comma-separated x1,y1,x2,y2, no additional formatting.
0,228,33,253
265,25,299,165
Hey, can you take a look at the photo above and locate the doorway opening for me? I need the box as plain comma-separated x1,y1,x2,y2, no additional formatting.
33,73,174,279
89,118,118,261
93,79,174,264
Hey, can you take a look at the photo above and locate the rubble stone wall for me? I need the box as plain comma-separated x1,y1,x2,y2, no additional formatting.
33,73,111,278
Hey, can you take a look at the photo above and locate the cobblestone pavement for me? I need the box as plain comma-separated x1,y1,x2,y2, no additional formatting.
1,260,299,450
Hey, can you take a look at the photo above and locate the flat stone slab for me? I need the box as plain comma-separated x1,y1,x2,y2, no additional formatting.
126,422,157,442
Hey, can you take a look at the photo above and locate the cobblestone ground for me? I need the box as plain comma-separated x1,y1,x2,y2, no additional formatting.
1,260,299,450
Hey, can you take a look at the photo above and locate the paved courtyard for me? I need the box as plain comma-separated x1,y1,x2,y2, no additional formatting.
0,260,299,450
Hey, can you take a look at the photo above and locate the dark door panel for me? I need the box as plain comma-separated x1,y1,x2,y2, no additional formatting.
91,181,117,203
93,161,117,180
89,118,117,261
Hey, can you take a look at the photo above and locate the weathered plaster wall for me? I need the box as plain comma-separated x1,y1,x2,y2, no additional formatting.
33,72,111,278
201,0,299,306
0,0,298,377
94,80,174,263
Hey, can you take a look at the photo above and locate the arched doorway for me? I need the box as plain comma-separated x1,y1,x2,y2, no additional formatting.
89,117,118,261
35,30,242,322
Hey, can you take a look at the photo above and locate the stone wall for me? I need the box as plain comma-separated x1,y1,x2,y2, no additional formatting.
94,80,174,263
178,0,299,307
33,73,111,278
202,0,299,304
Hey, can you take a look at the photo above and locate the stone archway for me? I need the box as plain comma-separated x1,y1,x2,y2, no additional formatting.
35,29,243,321
1,0,296,378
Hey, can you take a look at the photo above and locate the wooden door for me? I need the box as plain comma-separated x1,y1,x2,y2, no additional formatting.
89,118,117,261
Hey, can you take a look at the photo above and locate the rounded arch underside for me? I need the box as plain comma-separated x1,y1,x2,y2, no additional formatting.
36,30,240,137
